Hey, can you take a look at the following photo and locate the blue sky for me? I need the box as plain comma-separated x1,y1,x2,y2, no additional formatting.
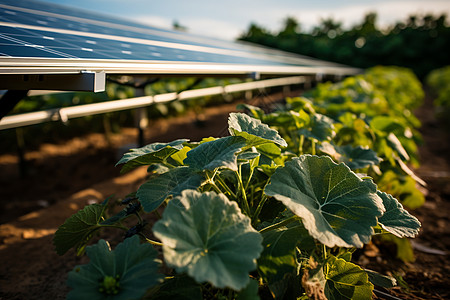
43,0,450,40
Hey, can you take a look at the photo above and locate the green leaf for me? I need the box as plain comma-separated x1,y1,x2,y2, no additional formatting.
377,170,425,209
137,167,203,212
377,191,421,238
153,190,263,290
116,139,188,173
258,221,307,284
364,269,396,288
228,112,287,147
325,256,374,300
67,236,162,300
184,136,246,171
386,133,410,161
236,103,265,120
53,203,106,255
298,113,335,142
319,142,382,170
237,279,260,300
264,155,384,248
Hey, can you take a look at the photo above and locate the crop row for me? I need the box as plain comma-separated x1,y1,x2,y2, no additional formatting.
54,66,424,300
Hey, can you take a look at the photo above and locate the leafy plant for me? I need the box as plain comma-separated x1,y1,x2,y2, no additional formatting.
55,111,420,299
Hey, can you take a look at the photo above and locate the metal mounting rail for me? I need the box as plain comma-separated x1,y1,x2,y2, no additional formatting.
0,75,308,130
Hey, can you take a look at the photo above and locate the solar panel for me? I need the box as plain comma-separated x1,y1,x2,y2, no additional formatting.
0,0,359,82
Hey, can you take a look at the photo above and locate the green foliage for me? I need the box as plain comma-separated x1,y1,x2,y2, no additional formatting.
427,66,450,127
265,155,384,248
53,203,106,255
377,191,421,238
153,190,263,290
239,13,450,79
116,139,188,173
137,167,203,212
324,256,373,299
56,71,423,299
67,236,162,300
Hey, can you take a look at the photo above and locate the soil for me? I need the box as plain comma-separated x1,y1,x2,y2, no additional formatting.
0,90,449,300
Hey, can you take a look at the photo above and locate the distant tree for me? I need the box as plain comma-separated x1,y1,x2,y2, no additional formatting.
312,18,343,38
173,20,187,32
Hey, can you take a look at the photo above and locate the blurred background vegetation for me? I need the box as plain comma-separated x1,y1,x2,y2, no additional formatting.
239,12,450,80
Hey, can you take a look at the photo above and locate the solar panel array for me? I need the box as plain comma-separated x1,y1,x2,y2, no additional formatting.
0,0,359,77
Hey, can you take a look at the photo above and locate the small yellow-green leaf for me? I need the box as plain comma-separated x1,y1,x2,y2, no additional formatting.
325,256,374,300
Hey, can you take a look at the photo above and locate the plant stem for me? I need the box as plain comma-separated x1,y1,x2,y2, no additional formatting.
252,194,268,221
235,169,251,216
153,209,162,219
299,135,304,155
215,174,237,199
259,215,299,234
311,140,316,155
142,236,163,246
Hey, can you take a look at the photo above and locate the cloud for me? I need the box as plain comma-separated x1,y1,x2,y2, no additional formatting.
133,15,173,30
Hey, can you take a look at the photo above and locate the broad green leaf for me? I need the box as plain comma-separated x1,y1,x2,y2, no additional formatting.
184,136,246,171
264,155,384,248
116,139,188,173
153,190,263,291
258,221,308,284
377,191,421,238
228,112,287,147
67,236,162,300
319,142,382,170
148,275,202,300
237,279,260,300
298,113,335,142
137,167,203,212
325,256,374,300
364,269,396,288
53,203,106,255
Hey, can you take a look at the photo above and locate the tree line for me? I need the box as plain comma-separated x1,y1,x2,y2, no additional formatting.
238,13,450,79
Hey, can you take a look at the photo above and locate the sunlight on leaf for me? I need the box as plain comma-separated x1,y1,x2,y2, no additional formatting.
228,112,287,147
184,136,246,171
325,255,374,300
116,139,188,173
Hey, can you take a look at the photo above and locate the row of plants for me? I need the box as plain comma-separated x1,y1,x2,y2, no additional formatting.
54,66,424,299
1,77,244,153
426,65,450,127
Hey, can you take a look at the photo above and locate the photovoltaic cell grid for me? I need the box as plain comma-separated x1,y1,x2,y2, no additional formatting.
0,0,358,76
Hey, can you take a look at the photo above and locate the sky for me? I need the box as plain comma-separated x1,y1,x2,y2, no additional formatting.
42,0,450,40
